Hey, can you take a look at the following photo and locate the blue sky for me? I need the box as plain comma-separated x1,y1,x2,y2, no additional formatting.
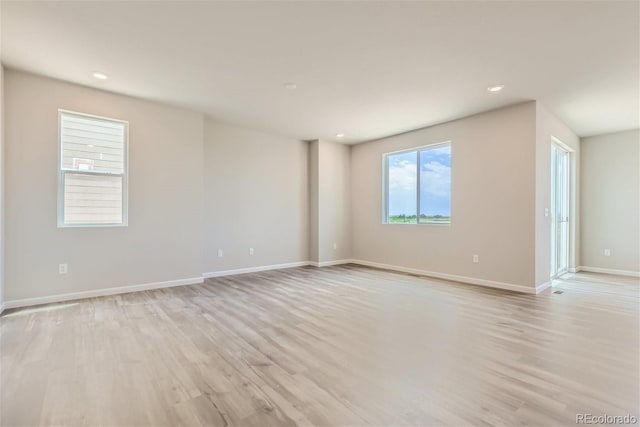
388,145,451,217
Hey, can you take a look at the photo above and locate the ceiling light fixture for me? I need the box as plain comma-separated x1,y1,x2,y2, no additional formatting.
93,71,109,80
335,133,345,139
487,84,504,93
283,82,297,90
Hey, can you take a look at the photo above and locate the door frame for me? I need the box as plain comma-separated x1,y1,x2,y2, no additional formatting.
550,136,576,279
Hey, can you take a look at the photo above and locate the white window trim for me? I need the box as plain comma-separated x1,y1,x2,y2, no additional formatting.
57,109,129,228
382,140,452,226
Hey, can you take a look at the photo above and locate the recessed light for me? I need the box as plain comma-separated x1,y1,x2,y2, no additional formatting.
93,72,109,80
335,133,345,139
487,84,504,93
283,82,297,90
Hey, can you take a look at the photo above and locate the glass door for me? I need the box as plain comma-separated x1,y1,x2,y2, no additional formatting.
551,144,570,277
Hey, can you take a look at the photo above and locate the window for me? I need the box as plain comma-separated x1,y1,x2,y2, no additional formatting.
384,142,451,224
58,110,128,227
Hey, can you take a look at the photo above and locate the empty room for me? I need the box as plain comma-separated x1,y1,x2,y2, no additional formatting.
0,1,638,426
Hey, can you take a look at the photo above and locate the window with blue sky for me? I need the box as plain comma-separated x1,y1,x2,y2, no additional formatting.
385,143,451,224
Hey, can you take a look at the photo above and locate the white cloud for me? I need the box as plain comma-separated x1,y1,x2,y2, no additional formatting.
387,156,450,215
389,160,416,191
421,161,451,197
428,146,451,156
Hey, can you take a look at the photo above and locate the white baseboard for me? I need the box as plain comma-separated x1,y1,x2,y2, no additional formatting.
5,260,341,311
2,277,204,310
349,259,537,294
308,259,353,268
203,261,310,278
535,281,552,293
4,257,558,311
577,266,640,278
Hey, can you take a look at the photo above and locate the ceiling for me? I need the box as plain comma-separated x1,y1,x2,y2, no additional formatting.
1,1,638,144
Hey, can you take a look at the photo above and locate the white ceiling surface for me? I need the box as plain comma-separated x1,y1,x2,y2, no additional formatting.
1,1,638,143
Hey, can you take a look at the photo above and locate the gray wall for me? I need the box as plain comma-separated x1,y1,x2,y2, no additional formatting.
4,70,205,301
203,118,309,273
309,140,319,262
318,140,351,263
580,129,639,274
351,102,538,290
309,140,351,264
5,68,627,304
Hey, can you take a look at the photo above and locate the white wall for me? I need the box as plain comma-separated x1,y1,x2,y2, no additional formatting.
351,102,538,291
580,130,639,274
311,140,351,263
535,103,580,284
202,119,308,274
4,70,205,302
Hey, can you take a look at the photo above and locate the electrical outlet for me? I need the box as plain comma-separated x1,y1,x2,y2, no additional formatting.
333,242,337,250
249,247,254,255
604,249,611,256
217,249,223,257
59,263,68,274
473,255,479,263
544,208,549,217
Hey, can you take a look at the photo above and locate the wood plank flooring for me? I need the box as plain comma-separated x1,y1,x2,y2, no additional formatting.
1,265,638,426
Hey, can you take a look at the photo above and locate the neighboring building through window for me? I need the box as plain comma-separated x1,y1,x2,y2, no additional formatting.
58,110,128,226
384,142,451,224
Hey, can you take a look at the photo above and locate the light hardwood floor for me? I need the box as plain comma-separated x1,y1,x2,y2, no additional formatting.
1,265,638,426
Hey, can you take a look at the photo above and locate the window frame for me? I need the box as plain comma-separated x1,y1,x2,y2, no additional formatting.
382,141,452,225
57,109,129,228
